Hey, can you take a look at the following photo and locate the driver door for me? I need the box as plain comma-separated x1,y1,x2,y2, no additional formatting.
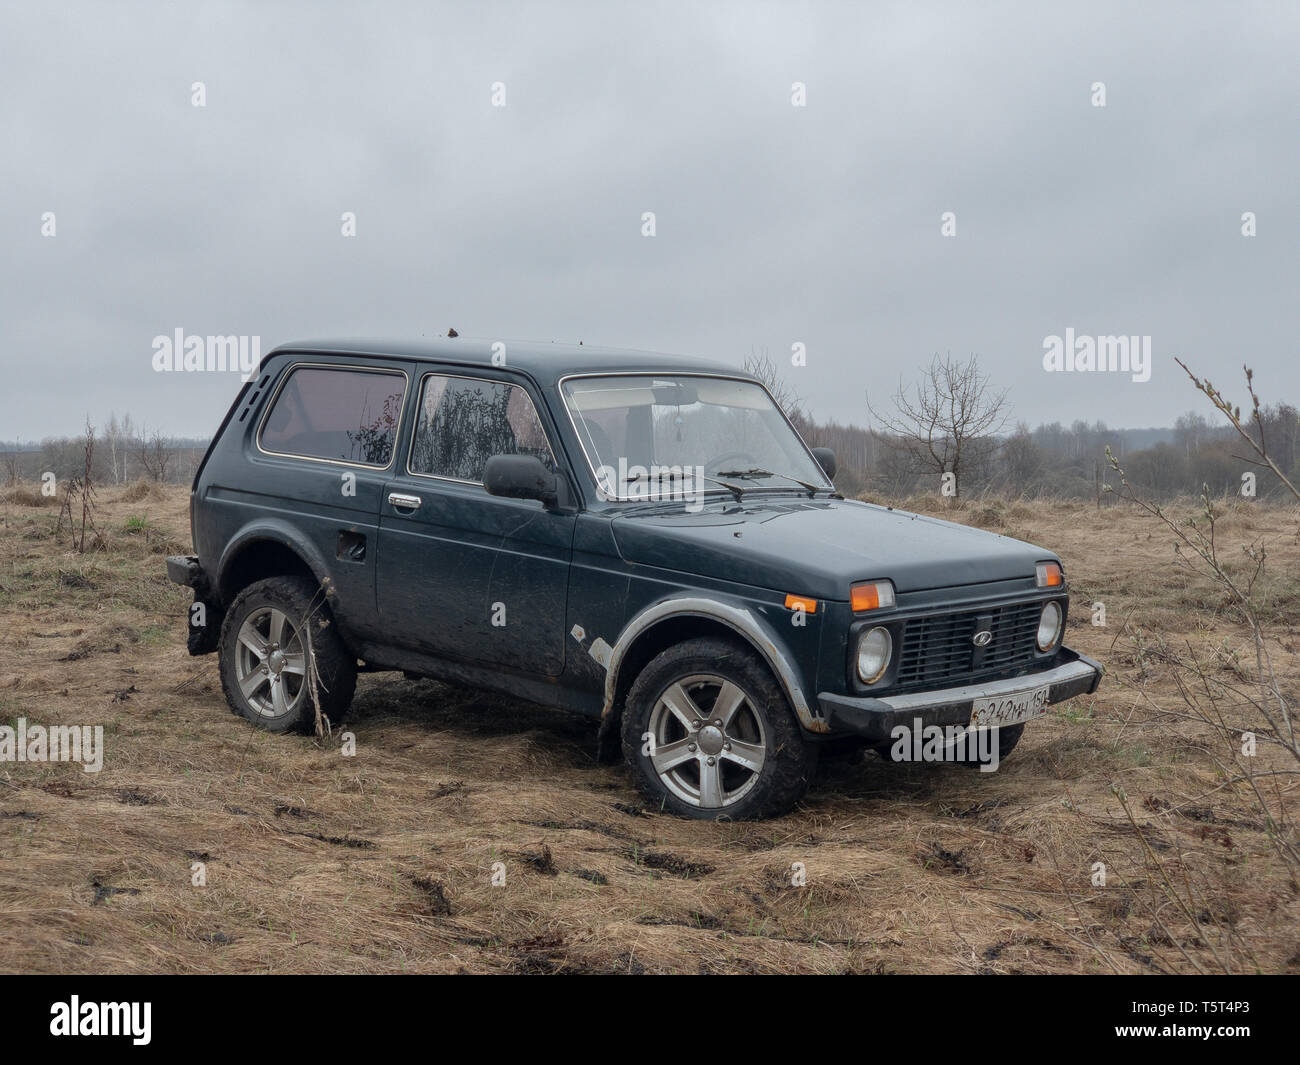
376,371,575,676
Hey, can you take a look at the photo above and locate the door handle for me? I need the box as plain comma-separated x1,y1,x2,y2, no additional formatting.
388,492,422,511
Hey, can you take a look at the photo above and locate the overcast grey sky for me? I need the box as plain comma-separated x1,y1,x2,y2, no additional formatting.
2,0,1297,442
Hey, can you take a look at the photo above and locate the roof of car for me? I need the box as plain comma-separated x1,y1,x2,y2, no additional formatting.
268,337,751,387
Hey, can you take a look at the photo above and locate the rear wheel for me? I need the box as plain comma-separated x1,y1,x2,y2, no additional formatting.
622,637,816,820
218,576,356,733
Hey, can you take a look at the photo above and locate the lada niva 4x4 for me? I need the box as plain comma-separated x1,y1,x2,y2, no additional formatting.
168,338,1102,819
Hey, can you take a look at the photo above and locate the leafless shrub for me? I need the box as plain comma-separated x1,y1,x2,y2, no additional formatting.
1069,362,1300,972
54,420,102,553
303,581,339,740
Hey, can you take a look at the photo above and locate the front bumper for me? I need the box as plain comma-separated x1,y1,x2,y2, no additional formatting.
816,646,1102,742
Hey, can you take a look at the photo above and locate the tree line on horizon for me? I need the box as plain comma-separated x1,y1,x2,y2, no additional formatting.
5,358,1299,503
747,351,1300,503
1,413,208,487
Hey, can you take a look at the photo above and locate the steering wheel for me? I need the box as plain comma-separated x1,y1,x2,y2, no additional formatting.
706,450,760,475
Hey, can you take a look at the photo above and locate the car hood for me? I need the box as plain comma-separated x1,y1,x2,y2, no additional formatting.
610,496,1052,598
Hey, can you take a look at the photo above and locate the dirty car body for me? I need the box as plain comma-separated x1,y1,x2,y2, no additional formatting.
169,338,1102,820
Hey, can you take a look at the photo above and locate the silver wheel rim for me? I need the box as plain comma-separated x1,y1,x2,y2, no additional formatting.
646,674,767,809
234,606,308,719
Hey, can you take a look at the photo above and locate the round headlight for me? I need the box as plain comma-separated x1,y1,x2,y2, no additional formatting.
1037,601,1064,652
857,626,892,684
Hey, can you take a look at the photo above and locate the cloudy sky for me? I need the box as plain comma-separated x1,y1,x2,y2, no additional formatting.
2,1,1297,441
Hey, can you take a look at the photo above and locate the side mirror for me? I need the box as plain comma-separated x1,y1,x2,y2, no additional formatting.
811,447,837,480
484,454,558,507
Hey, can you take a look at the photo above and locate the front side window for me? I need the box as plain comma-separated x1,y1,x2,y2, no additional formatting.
409,374,557,482
561,374,831,499
260,365,405,467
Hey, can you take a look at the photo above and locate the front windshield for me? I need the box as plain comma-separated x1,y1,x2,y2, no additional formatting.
560,374,832,502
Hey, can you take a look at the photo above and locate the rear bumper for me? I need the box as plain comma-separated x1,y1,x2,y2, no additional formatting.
165,554,221,655
816,647,1102,742
166,554,206,590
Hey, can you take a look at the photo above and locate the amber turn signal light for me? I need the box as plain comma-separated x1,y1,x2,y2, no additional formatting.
850,580,896,613
1036,561,1064,588
784,594,817,614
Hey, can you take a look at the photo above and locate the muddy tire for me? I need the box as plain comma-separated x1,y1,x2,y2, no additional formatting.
622,636,816,820
218,576,356,734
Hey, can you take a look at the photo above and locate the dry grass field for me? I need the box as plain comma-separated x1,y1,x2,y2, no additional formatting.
1,481,1298,974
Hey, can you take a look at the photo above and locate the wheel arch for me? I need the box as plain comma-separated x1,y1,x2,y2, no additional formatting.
215,522,329,606
600,597,826,745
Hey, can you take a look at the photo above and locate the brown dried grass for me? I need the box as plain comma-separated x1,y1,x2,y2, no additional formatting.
0,486,1297,973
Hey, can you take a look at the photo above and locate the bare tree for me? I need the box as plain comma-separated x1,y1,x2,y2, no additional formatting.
1,440,18,486
744,349,803,420
104,411,135,483
867,352,1009,500
136,428,172,483
1173,411,1209,457
1001,421,1044,493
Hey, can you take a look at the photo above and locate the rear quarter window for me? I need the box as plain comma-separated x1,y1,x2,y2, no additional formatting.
259,365,406,467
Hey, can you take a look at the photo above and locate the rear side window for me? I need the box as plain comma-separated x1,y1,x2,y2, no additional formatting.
409,374,557,482
259,365,406,467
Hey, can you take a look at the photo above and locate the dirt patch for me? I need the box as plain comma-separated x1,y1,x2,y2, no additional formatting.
90,879,142,905
633,850,716,879
508,844,557,876
116,788,163,806
918,843,973,875
408,876,452,915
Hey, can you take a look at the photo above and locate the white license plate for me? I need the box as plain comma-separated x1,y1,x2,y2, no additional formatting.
970,685,1050,728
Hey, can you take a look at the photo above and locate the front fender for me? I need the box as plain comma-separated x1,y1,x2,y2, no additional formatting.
602,595,828,734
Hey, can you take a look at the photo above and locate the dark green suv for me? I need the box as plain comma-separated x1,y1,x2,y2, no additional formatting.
168,337,1101,820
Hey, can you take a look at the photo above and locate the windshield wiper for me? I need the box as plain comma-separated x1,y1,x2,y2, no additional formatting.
715,468,823,498
626,468,746,503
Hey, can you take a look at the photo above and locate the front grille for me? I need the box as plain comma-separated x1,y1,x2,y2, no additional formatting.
893,601,1045,691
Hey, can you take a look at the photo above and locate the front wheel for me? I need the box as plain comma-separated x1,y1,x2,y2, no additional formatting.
622,637,816,820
